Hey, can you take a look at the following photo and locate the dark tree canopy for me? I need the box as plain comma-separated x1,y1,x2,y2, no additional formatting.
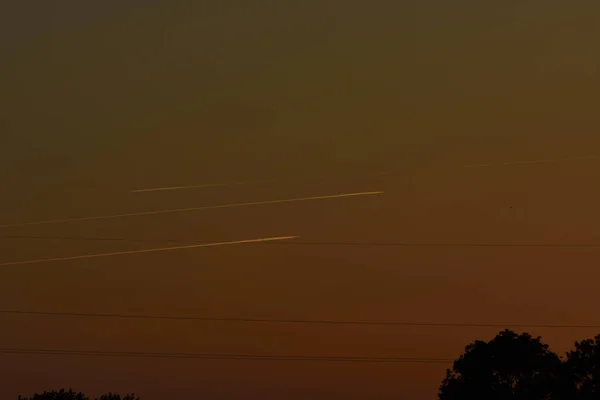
567,333,600,400
96,394,139,400
17,389,139,400
18,390,89,400
439,329,572,400
12,331,600,400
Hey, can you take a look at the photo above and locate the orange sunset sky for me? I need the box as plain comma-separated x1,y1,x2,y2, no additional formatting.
1,1,599,399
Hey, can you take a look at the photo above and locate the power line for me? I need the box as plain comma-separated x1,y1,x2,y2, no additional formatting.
2,234,600,248
0,191,383,229
2,310,599,329
0,347,453,363
128,155,598,193
0,236,297,267
2,237,597,267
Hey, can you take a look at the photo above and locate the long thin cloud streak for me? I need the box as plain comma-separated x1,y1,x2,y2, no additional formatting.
3,235,600,247
0,191,383,228
462,156,598,168
0,236,298,267
130,156,597,194
131,180,266,193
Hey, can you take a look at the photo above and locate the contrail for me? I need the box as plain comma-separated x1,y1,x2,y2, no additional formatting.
462,156,597,168
129,156,597,193
0,191,383,228
0,236,298,267
131,180,266,193
463,159,555,168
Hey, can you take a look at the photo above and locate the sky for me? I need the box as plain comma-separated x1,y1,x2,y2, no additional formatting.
1,1,599,399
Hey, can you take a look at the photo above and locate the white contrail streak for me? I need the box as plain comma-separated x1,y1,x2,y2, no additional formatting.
463,159,554,168
130,156,597,193
131,181,264,193
0,236,298,267
462,156,597,168
0,191,384,228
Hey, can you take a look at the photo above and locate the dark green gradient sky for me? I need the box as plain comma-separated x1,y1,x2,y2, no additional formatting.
1,1,599,399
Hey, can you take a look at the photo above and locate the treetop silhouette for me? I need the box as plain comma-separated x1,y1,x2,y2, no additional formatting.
439,329,599,400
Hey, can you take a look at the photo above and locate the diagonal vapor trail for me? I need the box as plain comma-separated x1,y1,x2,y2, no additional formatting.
462,155,597,168
0,236,298,267
131,180,267,193
128,155,597,193
0,191,383,228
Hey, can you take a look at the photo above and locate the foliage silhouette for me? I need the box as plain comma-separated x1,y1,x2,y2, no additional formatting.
17,389,139,400
439,329,573,400
12,331,600,400
567,333,600,400
17,389,89,400
96,394,139,400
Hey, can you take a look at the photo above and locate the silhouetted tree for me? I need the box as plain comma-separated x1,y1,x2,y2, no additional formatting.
17,390,139,400
18,389,89,400
567,333,600,399
439,329,573,400
96,395,139,400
